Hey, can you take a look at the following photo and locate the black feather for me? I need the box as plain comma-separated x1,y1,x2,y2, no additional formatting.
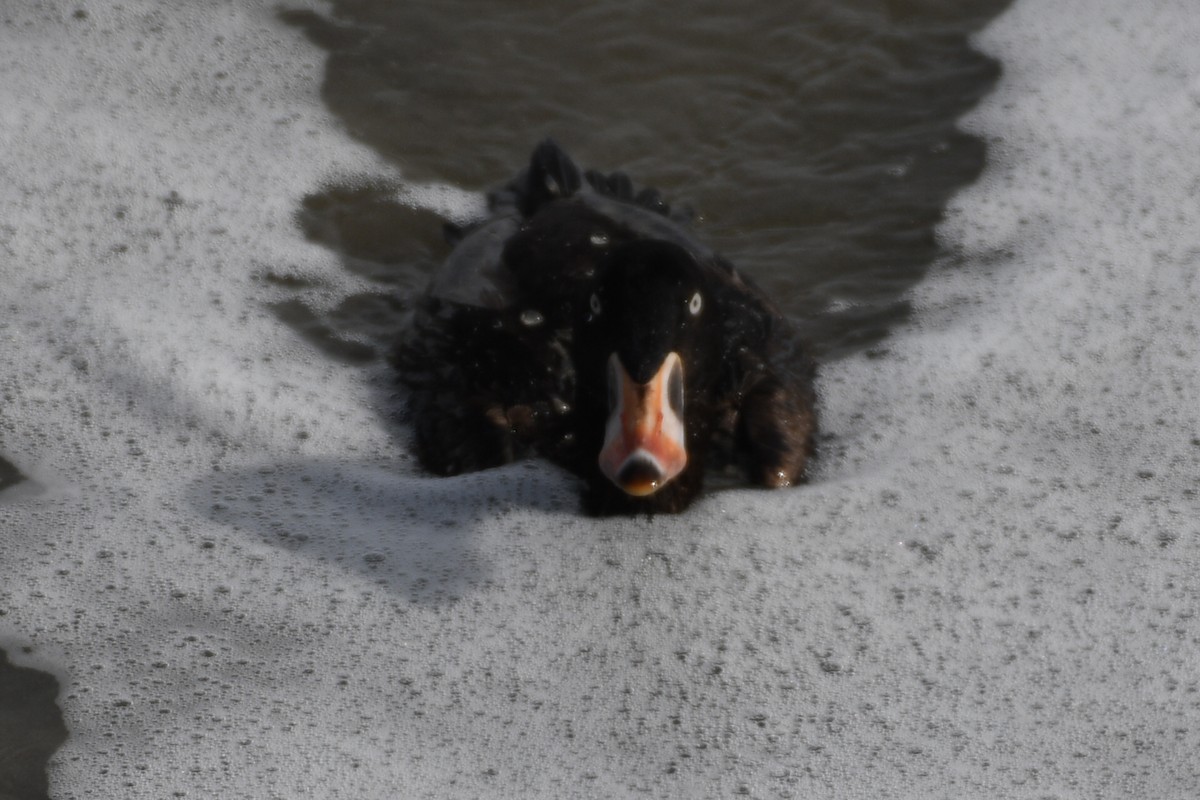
393,142,817,515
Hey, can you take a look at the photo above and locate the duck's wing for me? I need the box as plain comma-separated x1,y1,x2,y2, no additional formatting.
427,140,667,311
716,286,817,488
424,140,588,310
695,252,817,489
393,288,575,475
426,214,522,309
732,330,818,487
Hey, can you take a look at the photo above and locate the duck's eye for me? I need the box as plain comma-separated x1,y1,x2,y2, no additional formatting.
590,293,602,316
688,291,703,316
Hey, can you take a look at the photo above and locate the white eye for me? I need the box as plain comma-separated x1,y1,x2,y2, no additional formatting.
590,293,602,315
688,291,703,316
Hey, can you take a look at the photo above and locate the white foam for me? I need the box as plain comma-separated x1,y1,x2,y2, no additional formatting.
2,0,1199,797
395,181,489,226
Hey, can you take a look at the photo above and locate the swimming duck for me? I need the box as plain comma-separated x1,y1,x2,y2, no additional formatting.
393,140,816,514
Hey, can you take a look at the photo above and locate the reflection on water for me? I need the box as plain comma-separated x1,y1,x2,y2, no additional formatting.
0,648,67,800
282,0,1008,359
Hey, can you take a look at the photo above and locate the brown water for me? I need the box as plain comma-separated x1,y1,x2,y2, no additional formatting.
282,0,1008,362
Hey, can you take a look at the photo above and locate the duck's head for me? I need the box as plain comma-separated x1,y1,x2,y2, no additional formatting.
575,240,725,512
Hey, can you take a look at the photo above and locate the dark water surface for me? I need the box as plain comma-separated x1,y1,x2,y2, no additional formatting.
0,649,66,800
0,455,22,494
282,0,1008,361
3,455,63,800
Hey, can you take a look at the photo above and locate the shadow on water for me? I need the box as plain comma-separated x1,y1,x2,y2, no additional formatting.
0,648,67,800
186,457,578,606
278,0,1010,362
0,455,23,495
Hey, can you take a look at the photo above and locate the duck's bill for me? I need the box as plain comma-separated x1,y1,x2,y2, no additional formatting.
598,352,688,496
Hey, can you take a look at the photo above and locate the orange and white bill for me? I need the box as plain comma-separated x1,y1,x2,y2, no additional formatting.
598,351,688,496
